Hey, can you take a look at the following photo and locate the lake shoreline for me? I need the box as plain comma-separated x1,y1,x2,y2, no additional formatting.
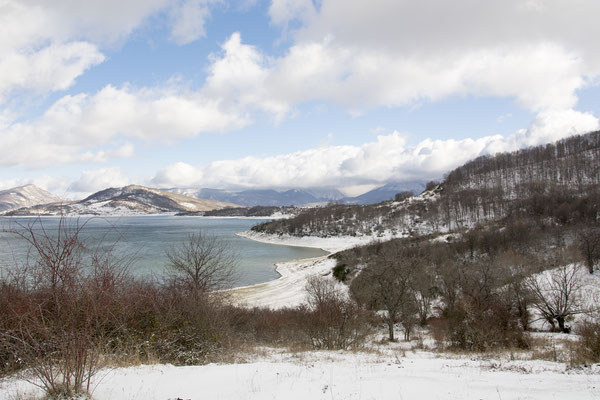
230,230,374,308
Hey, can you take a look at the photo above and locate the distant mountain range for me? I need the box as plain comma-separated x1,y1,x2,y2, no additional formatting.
0,184,63,212
0,181,428,216
3,185,238,216
341,181,426,205
169,182,426,207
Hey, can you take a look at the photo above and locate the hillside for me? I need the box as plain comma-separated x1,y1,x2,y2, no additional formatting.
4,185,239,216
0,184,63,212
252,131,600,238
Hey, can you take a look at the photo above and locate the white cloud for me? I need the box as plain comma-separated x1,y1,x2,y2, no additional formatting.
0,0,224,102
268,0,316,28
152,111,599,190
252,0,600,116
484,109,600,154
184,29,592,129
0,0,173,102
0,175,72,198
203,33,290,119
5,107,596,198
0,83,248,167
2,0,599,173
67,167,131,194
217,35,585,115
169,0,220,45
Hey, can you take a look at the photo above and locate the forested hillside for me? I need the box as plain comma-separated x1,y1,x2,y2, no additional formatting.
253,131,600,237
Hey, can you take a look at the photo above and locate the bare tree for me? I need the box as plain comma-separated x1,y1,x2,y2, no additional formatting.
579,228,600,274
350,245,417,341
165,232,238,297
527,263,584,332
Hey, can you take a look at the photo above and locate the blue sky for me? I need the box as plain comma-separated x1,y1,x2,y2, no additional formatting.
1,0,599,198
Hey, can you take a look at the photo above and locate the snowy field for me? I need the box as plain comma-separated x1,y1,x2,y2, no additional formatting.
2,346,598,400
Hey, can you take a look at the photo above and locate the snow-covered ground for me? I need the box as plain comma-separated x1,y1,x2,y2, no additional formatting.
2,347,598,400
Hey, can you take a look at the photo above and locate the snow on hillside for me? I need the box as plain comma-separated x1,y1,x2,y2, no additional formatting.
4,185,240,216
0,184,63,212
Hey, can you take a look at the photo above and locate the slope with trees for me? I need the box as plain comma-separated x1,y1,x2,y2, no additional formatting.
252,131,600,237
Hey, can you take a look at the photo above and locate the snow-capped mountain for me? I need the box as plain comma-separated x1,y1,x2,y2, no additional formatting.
342,181,427,204
0,184,64,212
168,185,431,206
5,185,239,216
167,187,346,207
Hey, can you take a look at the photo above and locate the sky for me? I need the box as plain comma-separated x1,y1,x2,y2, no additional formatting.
1,0,599,199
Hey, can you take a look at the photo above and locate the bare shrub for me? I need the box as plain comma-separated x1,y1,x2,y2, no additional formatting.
224,306,309,349
437,260,529,351
304,276,372,350
0,217,132,397
573,320,600,364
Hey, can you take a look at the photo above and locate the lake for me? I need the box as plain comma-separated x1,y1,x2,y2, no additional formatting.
0,216,327,287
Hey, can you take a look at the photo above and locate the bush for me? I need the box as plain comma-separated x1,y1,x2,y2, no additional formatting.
0,217,131,397
304,276,373,350
440,301,529,351
574,321,600,364
332,263,350,282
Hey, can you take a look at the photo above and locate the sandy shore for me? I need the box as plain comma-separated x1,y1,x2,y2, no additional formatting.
230,231,375,308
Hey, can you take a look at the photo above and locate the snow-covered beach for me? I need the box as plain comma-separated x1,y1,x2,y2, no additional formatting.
231,231,375,308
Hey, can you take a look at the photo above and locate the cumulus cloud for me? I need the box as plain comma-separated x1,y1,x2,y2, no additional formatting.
0,0,222,102
254,0,600,115
0,168,132,199
169,0,220,45
5,108,597,198
0,83,249,167
67,167,131,194
268,0,316,28
205,33,586,117
170,23,593,131
151,111,599,190
0,42,105,103
2,0,599,173
0,0,170,102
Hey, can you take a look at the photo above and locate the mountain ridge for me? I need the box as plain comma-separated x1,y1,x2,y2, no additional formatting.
167,183,427,207
0,184,64,212
4,185,239,216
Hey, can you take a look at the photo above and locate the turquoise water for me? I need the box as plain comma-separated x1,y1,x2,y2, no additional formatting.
0,216,327,287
